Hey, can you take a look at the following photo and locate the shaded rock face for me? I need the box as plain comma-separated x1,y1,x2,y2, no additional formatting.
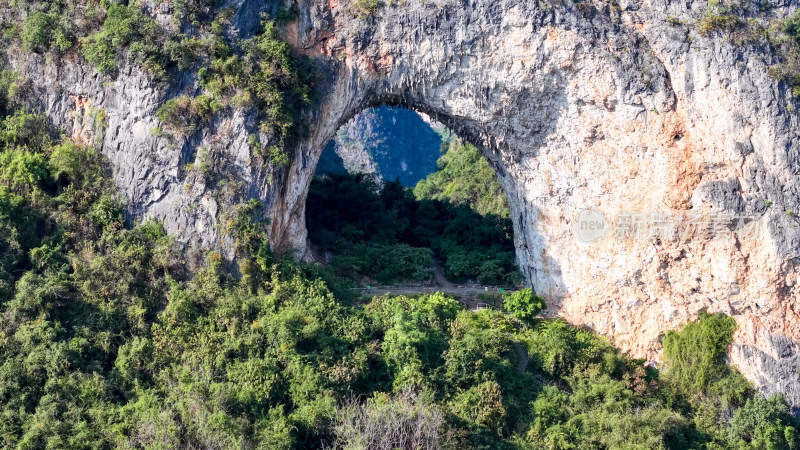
12,0,800,410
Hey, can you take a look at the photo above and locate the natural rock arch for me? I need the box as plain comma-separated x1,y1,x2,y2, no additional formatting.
14,0,800,411
266,0,800,410
286,96,548,286
269,0,677,299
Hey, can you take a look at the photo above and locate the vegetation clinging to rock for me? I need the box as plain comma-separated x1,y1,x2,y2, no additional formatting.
414,140,510,218
768,9,800,96
81,2,166,76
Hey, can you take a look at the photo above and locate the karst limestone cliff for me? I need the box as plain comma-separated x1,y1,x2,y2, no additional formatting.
8,0,800,411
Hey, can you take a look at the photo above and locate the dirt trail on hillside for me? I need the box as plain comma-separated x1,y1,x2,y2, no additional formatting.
433,264,455,289
356,284,504,299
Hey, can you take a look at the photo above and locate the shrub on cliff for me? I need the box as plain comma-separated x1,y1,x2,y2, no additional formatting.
21,12,72,54
156,94,221,135
660,312,786,444
663,312,752,408
81,2,164,76
769,10,800,96
0,110,52,152
200,17,312,164
697,9,746,36
16,3,312,167
0,69,17,117
347,0,381,18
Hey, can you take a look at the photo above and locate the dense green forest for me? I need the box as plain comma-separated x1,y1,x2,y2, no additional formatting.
306,140,520,285
0,75,796,446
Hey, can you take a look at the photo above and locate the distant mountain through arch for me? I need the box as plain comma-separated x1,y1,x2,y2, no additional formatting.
315,105,454,187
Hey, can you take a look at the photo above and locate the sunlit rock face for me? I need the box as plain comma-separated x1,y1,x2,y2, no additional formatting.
12,0,800,412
